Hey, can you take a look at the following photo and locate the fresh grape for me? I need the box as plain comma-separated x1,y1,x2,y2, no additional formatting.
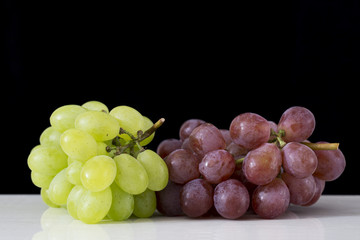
41,187,60,208
60,128,98,162
156,139,182,158
28,146,67,175
282,142,318,178
109,106,145,141
47,168,74,205
179,119,205,141
66,160,83,185
165,149,200,184
230,112,270,150
80,155,117,192
107,183,134,221
137,150,169,191
302,176,325,206
77,186,112,224
114,154,149,195
39,127,62,147
213,179,249,219
277,106,315,142
199,149,235,184
67,185,86,219
313,143,346,181
252,178,290,219
31,171,54,189
180,179,213,218
50,105,86,132
75,111,120,141
281,172,316,205
188,123,226,158
156,181,184,216
242,143,282,185
82,100,109,113
133,189,157,218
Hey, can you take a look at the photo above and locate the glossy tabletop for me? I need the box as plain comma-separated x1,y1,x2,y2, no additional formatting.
0,195,359,240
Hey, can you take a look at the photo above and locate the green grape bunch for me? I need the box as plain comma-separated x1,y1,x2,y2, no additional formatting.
27,101,168,224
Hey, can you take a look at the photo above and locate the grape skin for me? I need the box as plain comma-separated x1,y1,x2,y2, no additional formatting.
213,179,249,219
137,150,169,191
80,155,117,192
188,123,226,158
179,119,206,141
180,179,213,218
230,112,270,150
114,154,149,195
75,111,120,142
199,149,235,184
313,142,346,181
50,105,87,133
281,172,316,205
165,149,200,184
278,106,315,143
60,128,98,162
156,181,184,216
282,142,318,178
252,178,290,219
242,143,282,186
156,138,183,159
133,189,157,218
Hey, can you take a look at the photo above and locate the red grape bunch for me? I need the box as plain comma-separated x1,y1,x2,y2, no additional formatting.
156,106,346,219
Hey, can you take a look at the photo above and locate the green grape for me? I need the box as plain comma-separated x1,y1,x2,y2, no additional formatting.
109,106,145,141
107,183,134,221
30,145,41,153
114,154,149,195
39,127,62,147
82,100,109,113
47,168,74,205
97,141,109,156
133,189,156,218
60,128,97,162
31,171,54,189
140,116,155,146
81,155,117,192
77,186,112,224
137,150,168,191
75,111,120,141
67,185,86,219
50,105,87,132
66,160,83,185
28,146,67,176
41,188,60,208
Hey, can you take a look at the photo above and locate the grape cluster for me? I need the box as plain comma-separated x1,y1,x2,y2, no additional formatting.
156,106,346,219
28,101,168,224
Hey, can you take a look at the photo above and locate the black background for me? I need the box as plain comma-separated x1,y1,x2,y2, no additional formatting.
2,1,359,194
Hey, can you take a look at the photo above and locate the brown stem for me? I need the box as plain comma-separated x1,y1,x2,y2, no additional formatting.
300,142,339,150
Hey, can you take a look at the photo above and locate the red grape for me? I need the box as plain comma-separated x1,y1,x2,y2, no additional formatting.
230,112,270,150
213,179,250,219
252,178,290,219
278,106,315,142
242,143,282,185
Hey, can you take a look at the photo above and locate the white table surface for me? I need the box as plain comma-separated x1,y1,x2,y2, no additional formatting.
0,195,359,240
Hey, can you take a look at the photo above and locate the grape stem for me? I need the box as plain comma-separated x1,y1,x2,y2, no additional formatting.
300,142,339,150
107,118,165,157
269,129,339,150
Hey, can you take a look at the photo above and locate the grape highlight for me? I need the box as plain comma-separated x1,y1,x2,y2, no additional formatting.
156,106,346,220
27,101,167,224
